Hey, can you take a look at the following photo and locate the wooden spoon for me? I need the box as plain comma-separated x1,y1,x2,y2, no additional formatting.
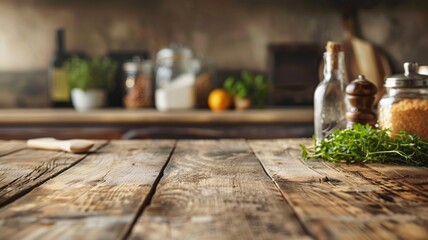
27,138,94,154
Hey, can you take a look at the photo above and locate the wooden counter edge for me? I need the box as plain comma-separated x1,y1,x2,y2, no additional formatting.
0,108,314,125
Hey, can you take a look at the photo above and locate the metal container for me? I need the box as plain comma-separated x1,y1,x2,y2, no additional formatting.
378,62,428,139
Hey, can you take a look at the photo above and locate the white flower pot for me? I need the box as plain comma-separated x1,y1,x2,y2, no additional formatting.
71,89,106,111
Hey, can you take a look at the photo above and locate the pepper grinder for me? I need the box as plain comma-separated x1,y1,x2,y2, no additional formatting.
345,75,378,128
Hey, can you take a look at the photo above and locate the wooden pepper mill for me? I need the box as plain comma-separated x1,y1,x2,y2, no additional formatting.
345,75,378,128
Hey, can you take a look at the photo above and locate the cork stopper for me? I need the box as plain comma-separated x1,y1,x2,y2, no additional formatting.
326,41,342,53
325,41,342,70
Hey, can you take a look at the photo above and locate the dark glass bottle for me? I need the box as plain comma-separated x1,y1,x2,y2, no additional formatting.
49,29,71,107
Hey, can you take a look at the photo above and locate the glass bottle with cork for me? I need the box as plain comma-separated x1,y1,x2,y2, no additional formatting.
314,41,347,141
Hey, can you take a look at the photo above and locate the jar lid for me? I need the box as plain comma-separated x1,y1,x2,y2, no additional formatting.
385,62,428,88
156,44,193,62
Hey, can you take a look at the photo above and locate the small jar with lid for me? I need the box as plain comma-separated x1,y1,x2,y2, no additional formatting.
155,44,196,111
378,62,428,139
123,58,153,108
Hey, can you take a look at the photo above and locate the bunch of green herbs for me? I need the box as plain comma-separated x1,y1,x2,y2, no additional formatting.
65,56,117,91
301,124,428,166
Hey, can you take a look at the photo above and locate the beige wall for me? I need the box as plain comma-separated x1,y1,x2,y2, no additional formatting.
0,0,427,72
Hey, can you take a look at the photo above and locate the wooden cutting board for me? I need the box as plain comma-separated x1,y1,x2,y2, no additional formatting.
342,11,391,105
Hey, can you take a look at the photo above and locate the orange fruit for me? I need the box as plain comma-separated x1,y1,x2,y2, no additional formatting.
208,88,232,111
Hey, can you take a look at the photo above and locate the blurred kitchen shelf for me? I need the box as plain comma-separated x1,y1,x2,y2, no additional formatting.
0,108,314,139
0,108,313,126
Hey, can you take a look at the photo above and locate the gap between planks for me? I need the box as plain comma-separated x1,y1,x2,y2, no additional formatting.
246,139,317,240
0,140,177,240
0,140,27,158
129,139,311,240
249,139,428,240
0,140,108,209
121,141,177,240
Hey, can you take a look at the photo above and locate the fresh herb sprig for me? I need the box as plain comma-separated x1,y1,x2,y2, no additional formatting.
301,124,428,166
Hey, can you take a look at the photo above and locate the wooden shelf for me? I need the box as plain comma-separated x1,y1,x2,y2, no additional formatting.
0,108,313,126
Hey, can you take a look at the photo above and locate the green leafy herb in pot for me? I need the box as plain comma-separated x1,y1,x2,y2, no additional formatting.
301,124,428,166
223,71,268,107
65,56,117,91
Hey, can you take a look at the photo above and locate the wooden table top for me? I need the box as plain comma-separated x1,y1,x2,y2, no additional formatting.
0,139,427,239
0,108,313,125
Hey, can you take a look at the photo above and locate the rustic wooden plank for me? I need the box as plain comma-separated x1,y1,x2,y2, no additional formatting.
366,164,428,192
0,141,106,207
249,139,428,240
130,140,310,240
334,163,428,220
0,140,175,240
0,140,26,157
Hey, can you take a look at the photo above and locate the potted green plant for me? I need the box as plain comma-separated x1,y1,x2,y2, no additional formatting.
223,71,268,110
65,57,117,111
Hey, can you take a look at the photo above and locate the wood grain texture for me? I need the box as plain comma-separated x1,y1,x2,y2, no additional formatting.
249,139,428,240
367,164,428,192
0,140,26,157
130,140,310,240
0,141,106,207
335,163,428,220
0,139,426,240
0,140,175,240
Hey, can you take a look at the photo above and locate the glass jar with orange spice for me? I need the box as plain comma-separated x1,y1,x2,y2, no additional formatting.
378,62,428,139
123,59,153,108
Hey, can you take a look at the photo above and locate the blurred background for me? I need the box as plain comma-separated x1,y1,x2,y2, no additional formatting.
1,0,427,108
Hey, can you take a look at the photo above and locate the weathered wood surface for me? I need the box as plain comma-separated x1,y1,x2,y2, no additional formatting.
130,140,310,240
0,139,426,240
0,140,175,239
0,140,26,157
249,139,428,240
367,164,428,192
0,141,106,207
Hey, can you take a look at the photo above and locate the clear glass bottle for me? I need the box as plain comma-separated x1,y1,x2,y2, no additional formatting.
314,44,347,142
378,62,428,139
